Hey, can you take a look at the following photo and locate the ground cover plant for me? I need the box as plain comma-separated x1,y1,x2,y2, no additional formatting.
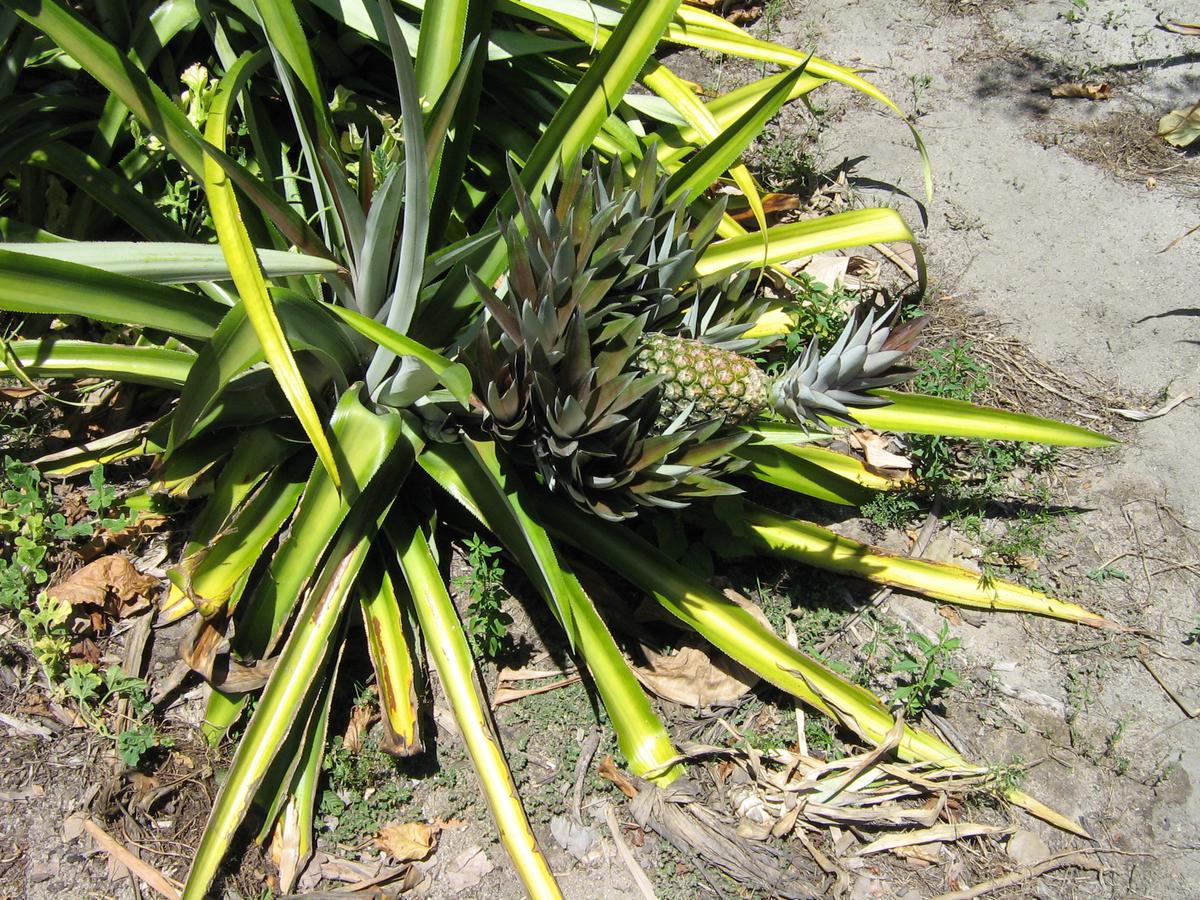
0,0,1125,896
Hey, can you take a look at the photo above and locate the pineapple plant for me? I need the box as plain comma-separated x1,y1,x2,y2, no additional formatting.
464,155,923,519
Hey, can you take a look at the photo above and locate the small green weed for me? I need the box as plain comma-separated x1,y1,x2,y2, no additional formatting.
803,712,843,760
1087,564,1129,584
789,604,849,649
785,273,856,349
861,490,922,531
755,121,822,191
1100,7,1128,30
319,731,414,843
319,687,417,841
854,615,904,686
985,757,1027,796
1061,0,1088,24
63,661,173,767
1104,718,1131,776
1184,618,1200,646
18,591,73,678
888,623,962,716
895,340,1068,585
913,340,990,402
0,458,132,613
453,534,512,659
909,73,934,117
759,0,786,39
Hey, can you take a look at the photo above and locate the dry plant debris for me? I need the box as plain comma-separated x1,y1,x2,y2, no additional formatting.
47,555,157,636
597,694,1037,900
1049,82,1112,101
1045,109,1200,194
1158,101,1200,149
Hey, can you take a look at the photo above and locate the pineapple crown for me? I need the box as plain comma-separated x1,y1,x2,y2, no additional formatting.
462,155,753,521
771,303,925,426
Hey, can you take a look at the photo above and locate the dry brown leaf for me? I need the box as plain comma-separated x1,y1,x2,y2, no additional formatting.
0,783,45,802
725,5,761,24
179,616,276,692
491,674,582,707
315,852,383,883
598,755,639,799
632,591,770,706
80,512,171,561
1049,82,1111,100
62,810,87,842
851,431,913,472
48,555,157,631
497,666,571,681
343,697,376,752
375,821,439,862
854,822,1011,856
891,842,941,863
1006,829,1050,867
0,712,53,738
0,387,39,400
436,846,494,894
728,192,801,226
269,801,307,895
1111,392,1192,421
179,617,229,681
683,0,761,24
936,605,963,625
798,254,852,288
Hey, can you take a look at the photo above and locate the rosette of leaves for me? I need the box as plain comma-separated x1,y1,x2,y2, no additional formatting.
465,156,933,521
464,156,759,520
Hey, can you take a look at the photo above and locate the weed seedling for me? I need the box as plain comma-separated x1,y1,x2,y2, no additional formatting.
1061,0,1088,24
19,592,72,678
1087,564,1129,584
888,623,962,716
986,757,1027,796
453,534,512,659
62,661,173,767
1184,618,1200,647
861,490,922,531
909,73,933,118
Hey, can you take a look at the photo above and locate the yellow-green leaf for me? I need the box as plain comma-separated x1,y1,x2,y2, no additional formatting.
202,51,342,489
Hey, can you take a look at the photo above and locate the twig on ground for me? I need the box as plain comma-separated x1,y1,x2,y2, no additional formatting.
931,849,1104,900
1159,223,1200,253
871,242,918,282
1137,645,1199,718
82,818,181,900
1122,503,1155,597
572,730,602,825
490,673,581,707
603,804,659,900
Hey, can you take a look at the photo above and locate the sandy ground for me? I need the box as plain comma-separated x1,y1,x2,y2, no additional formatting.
781,0,1200,896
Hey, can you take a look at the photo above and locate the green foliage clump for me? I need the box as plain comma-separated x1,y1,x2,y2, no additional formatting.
453,534,512,660
887,623,961,716
319,732,414,844
64,662,173,767
0,458,130,614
